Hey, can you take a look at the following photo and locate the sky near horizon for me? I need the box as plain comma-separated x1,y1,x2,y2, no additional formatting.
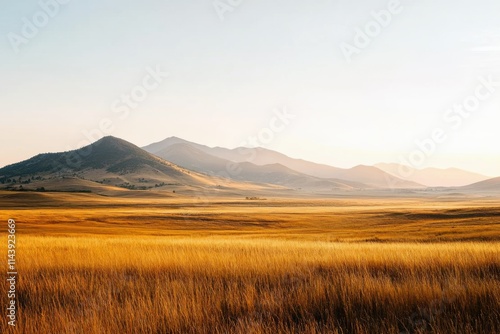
1,0,499,176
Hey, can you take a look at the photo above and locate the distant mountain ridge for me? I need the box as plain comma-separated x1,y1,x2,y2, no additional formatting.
0,136,367,193
146,142,366,190
143,137,423,189
461,177,500,192
1,136,495,194
375,163,490,187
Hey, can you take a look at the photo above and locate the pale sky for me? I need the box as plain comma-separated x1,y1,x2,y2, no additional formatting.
1,0,499,176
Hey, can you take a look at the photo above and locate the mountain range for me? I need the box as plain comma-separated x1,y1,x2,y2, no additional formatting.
143,137,422,189
0,137,222,193
0,135,497,195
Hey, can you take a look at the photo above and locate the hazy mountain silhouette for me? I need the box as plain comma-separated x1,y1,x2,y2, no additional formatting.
143,137,423,189
146,142,367,190
461,177,500,192
375,163,489,187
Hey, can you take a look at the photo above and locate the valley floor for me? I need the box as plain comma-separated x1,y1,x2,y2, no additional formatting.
0,192,499,333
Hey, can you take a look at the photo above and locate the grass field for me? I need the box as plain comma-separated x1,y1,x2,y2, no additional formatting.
0,192,499,333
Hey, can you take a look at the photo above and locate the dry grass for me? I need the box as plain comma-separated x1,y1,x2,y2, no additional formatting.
1,237,499,333
4,195,500,242
0,193,499,333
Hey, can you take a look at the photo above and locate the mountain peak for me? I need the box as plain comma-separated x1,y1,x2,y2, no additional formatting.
142,136,210,155
72,136,152,167
96,135,122,143
92,136,141,150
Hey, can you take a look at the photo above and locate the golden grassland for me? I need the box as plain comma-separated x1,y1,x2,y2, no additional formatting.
0,192,499,333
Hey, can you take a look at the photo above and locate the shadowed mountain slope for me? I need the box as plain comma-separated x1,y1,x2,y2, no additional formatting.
144,137,423,189
148,143,367,190
0,136,214,190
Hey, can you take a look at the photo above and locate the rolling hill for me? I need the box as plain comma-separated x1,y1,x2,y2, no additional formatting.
461,177,500,192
